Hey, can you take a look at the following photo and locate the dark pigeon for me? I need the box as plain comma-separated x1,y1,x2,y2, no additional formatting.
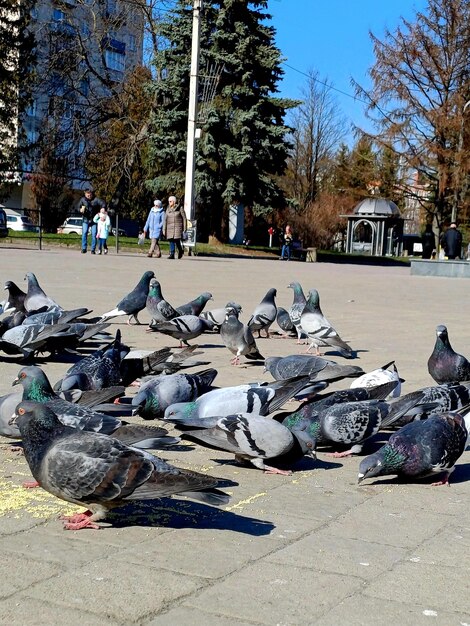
0,310,26,335
13,366,178,449
12,401,230,530
428,325,470,384
120,345,209,384
287,281,307,343
176,292,213,317
248,288,277,338
380,382,470,429
164,375,312,424
100,270,155,324
146,279,179,326
149,315,214,347
131,368,218,419
220,306,264,365
300,289,353,357
180,413,316,475
3,280,27,314
358,412,468,485
24,272,61,313
275,307,295,336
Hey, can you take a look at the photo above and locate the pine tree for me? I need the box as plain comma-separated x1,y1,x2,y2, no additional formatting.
147,0,297,240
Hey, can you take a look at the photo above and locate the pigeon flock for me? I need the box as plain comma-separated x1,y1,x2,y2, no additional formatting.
1,270,469,531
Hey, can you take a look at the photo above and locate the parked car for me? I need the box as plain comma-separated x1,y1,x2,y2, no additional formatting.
5,210,39,233
0,208,8,237
111,226,127,237
58,216,83,235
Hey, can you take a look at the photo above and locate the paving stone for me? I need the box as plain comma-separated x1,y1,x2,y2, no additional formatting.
25,558,204,622
364,562,470,613
145,607,256,626
409,524,470,570
0,595,118,626
0,553,62,599
265,529,407,580
184,561,364,624
317,594,470,626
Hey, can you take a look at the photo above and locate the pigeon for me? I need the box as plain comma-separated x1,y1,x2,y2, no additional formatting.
3,280,27,314
358,412,468,485
200,301,242,330
13,366,178,449
0,392,23,439
24,272,62,313
380,382,470,429
265,355,363,384
0,323,74,358
275,307,295,337
427,325,470,384
11,401,230,530
282,399,390,457
300,289,353,357
22,307,91,327
146,279,179,326
0,310,26,334
247,288,277,338
131,369,218,419
176,292,213,316
149,315,214,347
220,306,264,365
164,375,311,424
120,345,209,384
287,281,307,343
350,361,402,399
180,413,316,475
57,329,129,391
100,271,155,325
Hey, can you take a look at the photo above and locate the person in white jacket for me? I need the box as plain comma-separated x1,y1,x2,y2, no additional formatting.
93,208,111,255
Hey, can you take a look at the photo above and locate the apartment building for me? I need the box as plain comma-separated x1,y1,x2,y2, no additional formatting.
4,0,144,212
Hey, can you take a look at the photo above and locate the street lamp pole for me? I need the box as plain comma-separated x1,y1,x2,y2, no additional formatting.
183,0,202,222
451,99,470,224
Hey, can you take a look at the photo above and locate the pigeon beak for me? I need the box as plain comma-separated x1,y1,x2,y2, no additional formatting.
357,473,365,484
8,411,18,426
12,377,20,387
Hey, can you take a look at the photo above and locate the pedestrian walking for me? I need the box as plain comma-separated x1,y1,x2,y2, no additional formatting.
163,196,187,260
279,225,293,260
77,187,106,254
93,207,111,255
143,199,165,258
442,222,462,260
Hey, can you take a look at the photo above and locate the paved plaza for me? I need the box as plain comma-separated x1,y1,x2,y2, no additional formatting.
0,245,469,625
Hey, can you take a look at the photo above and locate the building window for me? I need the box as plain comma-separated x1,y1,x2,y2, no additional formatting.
128,34,136,52
105,49,125,72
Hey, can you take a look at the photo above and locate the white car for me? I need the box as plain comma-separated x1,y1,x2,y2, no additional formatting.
6,212,39,232
58,217,83,235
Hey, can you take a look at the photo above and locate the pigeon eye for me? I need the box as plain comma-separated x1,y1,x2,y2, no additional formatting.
20,373,26,379
18,408,25,415
306,442,313,448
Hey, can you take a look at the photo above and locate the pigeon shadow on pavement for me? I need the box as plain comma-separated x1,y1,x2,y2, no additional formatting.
207,455,342,473
360,464,470,486
106,497,275,536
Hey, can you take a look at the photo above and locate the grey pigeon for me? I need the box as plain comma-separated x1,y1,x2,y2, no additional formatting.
300,289,353,357
380,382,470,429
146,279,179,326
427,325,470,384
0,392,23,438
22,307,90,327
100,271,155,324
283,399,390,457
3,280,27,314
180,413,316,475
24,272,62,313
350,361,402,399
275,307,295,336
176,292,213,316
248,288,277,338
358,412,468,485
13,366,178,449
131,368,218,419
200,301,242,330
149,315,214,347
265,355,363,384
0,323,74,358
220,306,264,365
287,281,307,343
12,401,230,530
164,375,311,423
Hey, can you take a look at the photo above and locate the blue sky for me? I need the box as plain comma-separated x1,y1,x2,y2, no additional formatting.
267,0,428,139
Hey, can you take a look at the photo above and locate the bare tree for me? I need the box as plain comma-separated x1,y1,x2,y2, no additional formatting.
354,0,470,227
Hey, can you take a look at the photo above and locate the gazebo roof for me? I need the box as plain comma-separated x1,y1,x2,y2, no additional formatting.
353,198,401,217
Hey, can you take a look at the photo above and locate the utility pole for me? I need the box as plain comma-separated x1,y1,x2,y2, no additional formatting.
183,0,202,222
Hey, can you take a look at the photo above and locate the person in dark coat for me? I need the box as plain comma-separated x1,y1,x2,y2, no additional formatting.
77,188,106,254
421,224,436,259
442,222,462,260
162,196,187,259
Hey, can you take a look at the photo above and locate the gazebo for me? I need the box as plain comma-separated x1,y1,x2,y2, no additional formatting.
343,198,405,256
